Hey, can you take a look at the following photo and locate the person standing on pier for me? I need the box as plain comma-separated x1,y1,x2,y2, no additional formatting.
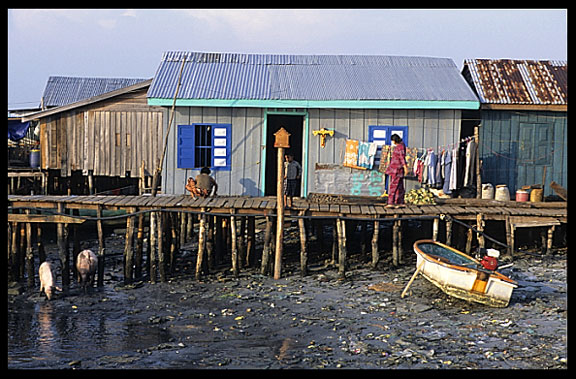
283,153,302,209
385,134,408,208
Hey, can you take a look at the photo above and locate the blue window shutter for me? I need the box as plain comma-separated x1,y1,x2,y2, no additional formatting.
177,125,195,168
177,123,232,170
211,124,231,170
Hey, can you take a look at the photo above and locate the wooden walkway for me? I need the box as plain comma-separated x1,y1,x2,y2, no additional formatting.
7,194,568,221
7,194,567,289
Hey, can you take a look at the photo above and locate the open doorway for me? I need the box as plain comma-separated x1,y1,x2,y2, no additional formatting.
264,114,304,196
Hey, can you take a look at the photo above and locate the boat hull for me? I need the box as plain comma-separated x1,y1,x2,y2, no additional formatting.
413,240,517,307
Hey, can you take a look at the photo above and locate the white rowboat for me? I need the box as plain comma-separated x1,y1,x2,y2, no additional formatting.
412,240,517,307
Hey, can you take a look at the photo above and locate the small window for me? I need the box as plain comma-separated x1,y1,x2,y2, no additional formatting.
177,123,231,170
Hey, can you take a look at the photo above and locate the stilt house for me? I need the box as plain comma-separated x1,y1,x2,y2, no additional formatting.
462,59,567,197
22,77,165,195
147,51,480,197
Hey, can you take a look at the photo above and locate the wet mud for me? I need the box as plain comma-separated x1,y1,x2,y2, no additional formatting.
8,225,567,369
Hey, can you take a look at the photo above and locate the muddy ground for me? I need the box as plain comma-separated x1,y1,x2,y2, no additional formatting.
7,221,567,369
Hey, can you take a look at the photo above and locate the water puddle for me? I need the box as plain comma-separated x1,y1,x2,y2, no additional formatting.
7,292,170,367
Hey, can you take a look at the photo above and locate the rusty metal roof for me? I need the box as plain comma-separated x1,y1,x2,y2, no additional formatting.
463,59,567,106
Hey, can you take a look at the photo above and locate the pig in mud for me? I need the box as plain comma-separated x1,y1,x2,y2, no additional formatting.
39,261,61,300
76,249,98,293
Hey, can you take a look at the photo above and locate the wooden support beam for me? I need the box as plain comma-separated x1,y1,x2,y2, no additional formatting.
392,215,400,266
7,214,86,224
25,210,34,289
246,216,255,267
158,211,166,282
230,211,239,278
476,213,485,249
432,217,440,242
195,208,207,281
149,211,157,283
336,216,347,279
124,207,135,284
135,211,144,279
96,205,105,287
58,203,70,290
371,219,380,269
261,214,273,276
445,217,453,246
298,211,308,277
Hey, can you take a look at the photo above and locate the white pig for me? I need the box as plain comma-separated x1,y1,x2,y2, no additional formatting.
39,261,61,300
76,249,98,293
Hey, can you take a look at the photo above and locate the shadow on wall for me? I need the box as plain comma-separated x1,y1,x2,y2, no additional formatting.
240,178,259,196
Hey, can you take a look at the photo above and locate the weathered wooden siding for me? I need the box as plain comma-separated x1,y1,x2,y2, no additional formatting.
39,89,165,178
479,110,567,196
163,107,462,196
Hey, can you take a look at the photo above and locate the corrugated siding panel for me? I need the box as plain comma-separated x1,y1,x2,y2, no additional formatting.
148,51,479,102
479,110,567,196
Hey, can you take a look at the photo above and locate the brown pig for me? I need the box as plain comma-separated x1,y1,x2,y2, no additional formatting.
76,249,98,293
39,261,61,300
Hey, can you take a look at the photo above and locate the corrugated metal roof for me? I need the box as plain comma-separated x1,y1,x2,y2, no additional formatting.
42,76,149,108
463,59,567,105
148,51,479,102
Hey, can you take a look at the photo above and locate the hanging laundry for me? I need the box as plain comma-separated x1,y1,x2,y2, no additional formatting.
464,138,477,187
427,150,438,186
377,145,393,173
434,151,443,188
344,139,360,168
405,147,419,176
358,141,377,169
449,146,459,191
442,149,452,195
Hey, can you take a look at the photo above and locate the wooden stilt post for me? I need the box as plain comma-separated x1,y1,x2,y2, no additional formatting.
546,225,555,254
273,127,290,280
230,211,238,278
371,218,380,269
170,213,178,275
195,208,207,281
432,217,440,242
10,220,19,281
157,211,166,282
246,216,255,267
392,215,400,267
96,205,105,287
298,210,308,277
124,207,135,284
336,216,347,279
505,216,513,258
135,211,144,279
149,211,157,283
25,209,34,289
180,212,187,245
445,217,453,247
261,214,273,275
476,213,485,250
238,216,246,267
215,216,224,265
465,227,473,254
58,203,70,290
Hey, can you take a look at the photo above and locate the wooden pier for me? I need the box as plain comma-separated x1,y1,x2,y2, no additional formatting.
8,194,567,290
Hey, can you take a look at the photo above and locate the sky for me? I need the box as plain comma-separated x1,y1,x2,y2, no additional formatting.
8,8,567,110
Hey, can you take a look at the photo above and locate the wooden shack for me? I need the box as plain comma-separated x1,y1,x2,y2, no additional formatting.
22,79,166,195
462,59,567,197
147,51,480,197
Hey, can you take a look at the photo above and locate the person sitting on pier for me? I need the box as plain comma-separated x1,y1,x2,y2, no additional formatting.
186,167,218,198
